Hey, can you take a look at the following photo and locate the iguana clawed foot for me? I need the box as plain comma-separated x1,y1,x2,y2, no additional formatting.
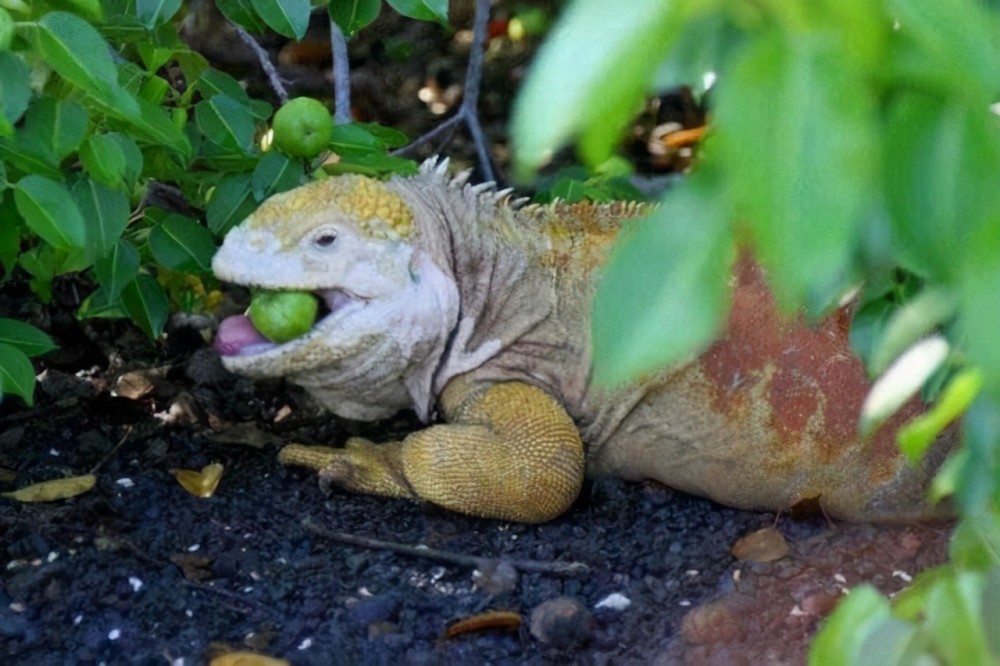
277,379,587,522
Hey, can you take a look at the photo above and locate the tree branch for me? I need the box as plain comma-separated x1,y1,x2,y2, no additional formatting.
232,24,289,105
301,517,591,577
329,18,352,124
394,0,498,183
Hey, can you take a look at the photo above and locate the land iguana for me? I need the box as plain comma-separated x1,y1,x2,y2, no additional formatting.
212,158,949,523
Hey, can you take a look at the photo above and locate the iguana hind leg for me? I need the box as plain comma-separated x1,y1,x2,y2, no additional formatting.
278,378,586,522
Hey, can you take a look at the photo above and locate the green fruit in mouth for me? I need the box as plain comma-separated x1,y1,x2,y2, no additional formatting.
248,290,319,343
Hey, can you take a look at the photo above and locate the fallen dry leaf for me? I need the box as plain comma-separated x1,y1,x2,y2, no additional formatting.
731,526,789,562
172,463,224,498
1,474,96,502
209,652,289,666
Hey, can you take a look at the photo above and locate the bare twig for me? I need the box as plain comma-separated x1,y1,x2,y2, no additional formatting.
394,0,498,183
301,517,591,577
90,425,134,474
329,18,352,124
233,24,289,105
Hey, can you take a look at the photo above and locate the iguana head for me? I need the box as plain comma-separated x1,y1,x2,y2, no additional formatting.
212,173,459,421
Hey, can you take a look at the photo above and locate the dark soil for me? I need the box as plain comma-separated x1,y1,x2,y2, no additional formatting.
0,315,951,665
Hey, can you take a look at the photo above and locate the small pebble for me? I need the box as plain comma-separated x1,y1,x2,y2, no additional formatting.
529,597,593,649
594,593,631,611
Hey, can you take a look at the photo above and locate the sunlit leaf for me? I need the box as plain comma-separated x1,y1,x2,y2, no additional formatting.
172,462,224,498
860,336,949,437
1,474,96,501
898,368,983,463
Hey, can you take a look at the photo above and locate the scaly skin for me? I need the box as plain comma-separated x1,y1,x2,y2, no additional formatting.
279,375,585,522
212,159,952,523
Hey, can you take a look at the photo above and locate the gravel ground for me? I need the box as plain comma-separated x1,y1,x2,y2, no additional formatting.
1,321,951,666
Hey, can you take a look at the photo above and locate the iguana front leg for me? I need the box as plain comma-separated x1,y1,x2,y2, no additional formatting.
278,377,586,522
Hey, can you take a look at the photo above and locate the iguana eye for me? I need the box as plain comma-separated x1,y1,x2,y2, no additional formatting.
313,232,337,248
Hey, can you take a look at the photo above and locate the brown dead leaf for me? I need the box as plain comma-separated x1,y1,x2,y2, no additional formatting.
731,526,789,562
209,652,289,666
0,467,16,483
170,553,214,582
172,463,224,498
206,423,282,449
113,371,156,400
1,474,96,502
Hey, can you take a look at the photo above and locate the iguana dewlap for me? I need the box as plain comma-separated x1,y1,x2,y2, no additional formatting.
212,159,949,523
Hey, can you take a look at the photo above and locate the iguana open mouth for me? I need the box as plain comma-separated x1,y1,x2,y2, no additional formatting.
214,288,359,357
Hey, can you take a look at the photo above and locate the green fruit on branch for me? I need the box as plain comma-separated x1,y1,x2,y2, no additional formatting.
271,97,333,159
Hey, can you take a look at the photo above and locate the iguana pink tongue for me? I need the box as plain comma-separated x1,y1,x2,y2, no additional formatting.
214,315,271,356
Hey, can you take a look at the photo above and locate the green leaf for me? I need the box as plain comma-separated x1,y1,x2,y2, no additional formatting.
135,0,181,29
0,318,57,357
147,214,216,273
93,239,140,299
854,617,923,666
14,175,87,251
329,0,381,35
591,170,733,388
77,285,128,320
923,570,993,665
23,97,90,162
31,12,124,103
104,94,191,158
322,152,419,177
715,30,875,313
0,130,63,177
386,0,447,24
206,174,258,235
899,368,983,464
48,0,105,22
80,134,128,188
216,0,266,33
72,178,130,258
250,0,310,39
251,151,304,201
808,585,891,666
121,273,169,339
329,123,385,156
984,567,1000,655
0,50,32,134
949,512,1000,569
0,342,36,406
105,132,144,188
355,122,409,149
869,288,956,375
195,94,256,154
512,0,687,177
